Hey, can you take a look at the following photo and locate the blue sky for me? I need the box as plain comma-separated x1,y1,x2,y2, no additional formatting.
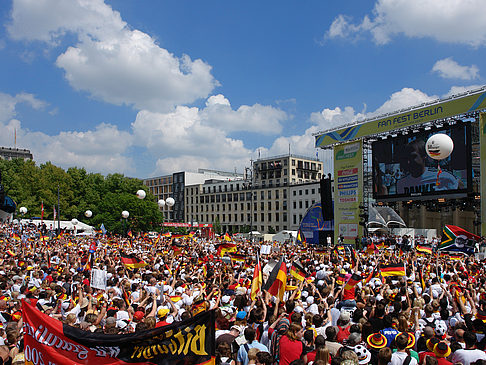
0,0,485,178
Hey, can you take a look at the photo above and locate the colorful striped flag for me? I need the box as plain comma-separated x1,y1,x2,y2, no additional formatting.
250,252,263,301
380,262,406,277
120,253,148,270
263,257,287,301
216,242,237,257
416,245,432,255
230,253,246,263
344,273,362,290
224,233,232,242
290,261,307,282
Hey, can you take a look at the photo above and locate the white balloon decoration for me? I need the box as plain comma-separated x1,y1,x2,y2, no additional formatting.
426,133,454,160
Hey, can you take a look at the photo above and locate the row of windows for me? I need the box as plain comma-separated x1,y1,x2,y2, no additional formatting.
185,212,288,223
186,200,289,213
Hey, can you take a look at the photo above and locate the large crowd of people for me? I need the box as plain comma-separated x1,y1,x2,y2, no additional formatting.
0,221,485,365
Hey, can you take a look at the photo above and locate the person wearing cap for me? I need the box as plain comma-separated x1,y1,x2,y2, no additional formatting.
390,333,418,365
451,331,486,365
432,341,452,365
217,325,243,348
336,312,352,343
419,337,440,363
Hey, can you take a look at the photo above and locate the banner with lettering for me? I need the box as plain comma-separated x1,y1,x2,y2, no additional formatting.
333,140,363,245
22,299,215,365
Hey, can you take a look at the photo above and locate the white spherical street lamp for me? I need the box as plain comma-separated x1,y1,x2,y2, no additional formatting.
136,190,146,199
158,199,166,208
19,207,27,215
165,197,175,207
84,210,93,218
121,210,129,219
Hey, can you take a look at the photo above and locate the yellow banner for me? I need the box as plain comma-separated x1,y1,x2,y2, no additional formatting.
316,90,486,147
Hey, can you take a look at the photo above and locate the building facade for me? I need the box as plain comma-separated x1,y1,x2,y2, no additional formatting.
0,147,33,161
184,154,324,234
144,169,242,222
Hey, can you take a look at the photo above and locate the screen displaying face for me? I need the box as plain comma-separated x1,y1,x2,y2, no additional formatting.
372,123,471,200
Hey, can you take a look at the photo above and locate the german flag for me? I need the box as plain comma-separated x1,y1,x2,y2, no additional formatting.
376,241,385,250
12,233,21,241
263,257,287,301
250,252,262,301
364,265,378,284
416,245,432,255
380,262,406,277
127,230,133,238
216,242,237,257
6,250,16,257
224,233,232,242
344,273,362,290
161,232,171,237
336,272,346,285
418,269,426,292
290,261,307,282
230,253,246,263
120,253,148,270
450,254,463,261
296,229,306,245
366,243,376,255
172,242,183,256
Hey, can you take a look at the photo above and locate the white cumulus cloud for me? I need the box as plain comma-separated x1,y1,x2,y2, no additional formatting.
432,58,479,80
326,0,486,46
8,0,218,112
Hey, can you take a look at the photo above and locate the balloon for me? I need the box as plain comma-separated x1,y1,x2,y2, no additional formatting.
136,190,146,199
425,133,454,160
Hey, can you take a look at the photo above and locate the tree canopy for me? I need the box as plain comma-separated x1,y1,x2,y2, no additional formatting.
0,159,163,234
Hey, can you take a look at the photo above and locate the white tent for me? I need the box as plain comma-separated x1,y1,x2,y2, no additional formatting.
20,219,94,234
272,230,297,243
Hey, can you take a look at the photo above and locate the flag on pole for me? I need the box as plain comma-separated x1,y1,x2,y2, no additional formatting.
290,261,307,282
216,242,237,257
100,223,107,235
262,257,287,302
296,229,306,246
439,225,479,255
41,201,44,223
250,252,263,300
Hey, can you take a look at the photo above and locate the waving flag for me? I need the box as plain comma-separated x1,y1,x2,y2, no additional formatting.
120,253,148,270
250,252,263,300
290,261,307,282
224,233,232,242
296,229,306,245
439,225,479,255
263,257,287,301
416,245,432,255
216,242,237,257
380,262,406,277
344,273,362,290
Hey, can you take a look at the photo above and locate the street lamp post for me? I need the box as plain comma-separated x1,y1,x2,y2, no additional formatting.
121,210,129,236
71,218,78,235
166,197,175,224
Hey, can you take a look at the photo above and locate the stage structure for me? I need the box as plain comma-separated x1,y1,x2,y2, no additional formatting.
314,86,486,244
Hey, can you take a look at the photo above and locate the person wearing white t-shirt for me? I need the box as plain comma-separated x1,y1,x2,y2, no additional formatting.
451,331,486,365
397,139,462,195
390,333,418,365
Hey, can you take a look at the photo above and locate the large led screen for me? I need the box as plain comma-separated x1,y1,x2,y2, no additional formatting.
372,123,471,200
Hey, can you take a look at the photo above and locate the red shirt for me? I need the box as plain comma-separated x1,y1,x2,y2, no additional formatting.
156,320,170,327
279,335,303,365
